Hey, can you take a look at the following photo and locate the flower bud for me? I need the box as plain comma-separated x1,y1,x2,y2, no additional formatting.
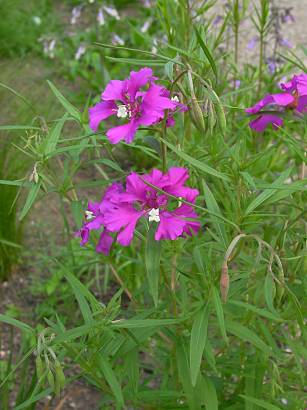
220,262,229,303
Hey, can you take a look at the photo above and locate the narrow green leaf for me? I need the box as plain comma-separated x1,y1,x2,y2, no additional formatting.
212,287,228,344
226,321,272,355
0,125,40,131
0,238,22,248
66,273,93,324
99,358,124,407
164,136,231,182
14,388,53,410
0,179,30,187
19,180,42,221
228,300,282,321
177,339,202,410
0,314,34,333
190,304,210,386
112,318,182,329
47,80,81,121
71,200,84,230
244,169,293,215
44,114,68,155
264,274,279,316
194,27,218,79
240,395,281,410
145,223,161,306
202,180,227,247
202,376,218,410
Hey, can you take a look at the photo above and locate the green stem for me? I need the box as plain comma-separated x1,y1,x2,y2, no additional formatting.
258,30,264,96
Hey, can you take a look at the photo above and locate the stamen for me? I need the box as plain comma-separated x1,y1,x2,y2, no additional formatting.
148,208,160,223
171,96,179,102
117,105,128,118
85,211,94,220
178,197,183,207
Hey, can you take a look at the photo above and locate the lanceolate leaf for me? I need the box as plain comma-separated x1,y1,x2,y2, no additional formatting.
47,80,81,121
194,27,218,80
212,287,228,344
19,180,42,221
202,376,218,410
99,357,124,407
190,304,210,386
164,136,231,182
226,321,272,356
145,223,161,306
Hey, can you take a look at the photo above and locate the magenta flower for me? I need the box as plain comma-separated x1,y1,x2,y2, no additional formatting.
76,183,122,255
245,73,307,132
77,168,200,253
88,67,185,144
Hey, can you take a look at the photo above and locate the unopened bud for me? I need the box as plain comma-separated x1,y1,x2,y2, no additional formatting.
220,262,229,303
191,97,206,132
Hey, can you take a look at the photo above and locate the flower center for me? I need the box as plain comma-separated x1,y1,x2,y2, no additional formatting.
85,210,94,220
148,208,160,223
116,105,129,118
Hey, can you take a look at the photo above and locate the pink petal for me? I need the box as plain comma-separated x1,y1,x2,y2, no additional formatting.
96,229,114,254
104,204,144,246
106,119,139,144
120,172,148,203
297,95,307,112
128,67,153,100
155,211,186,240
163,168,199,202
76,227,89,246
141,84,177,114
173,204,201,236
245,93,294,114
102,79,127,101
89,100,117,131
249,114,283,132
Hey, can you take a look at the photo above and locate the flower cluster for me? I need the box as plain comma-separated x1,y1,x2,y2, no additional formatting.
77,168,200,254
245,73,307,132
88,67,186,144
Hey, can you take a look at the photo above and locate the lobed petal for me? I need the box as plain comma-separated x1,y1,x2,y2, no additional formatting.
249,114,283,132
106,119,139,144
96,229,114,255
89,100,117,131
245,93,294,114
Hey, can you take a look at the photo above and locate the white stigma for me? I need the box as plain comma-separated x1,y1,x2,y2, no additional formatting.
171,96,179,102
85,210,94,220
148,208,160,223
116,105,128,118
178,196,183,207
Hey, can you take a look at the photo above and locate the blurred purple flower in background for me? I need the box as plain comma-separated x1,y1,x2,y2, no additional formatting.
103,5,120,20
281,8,295,24
75,44,86,60
247,36,258,50
246,73,307,132
111,33,125,45
97,7,105,26
70,5,82,25
213,15,223,26
141,19,152,33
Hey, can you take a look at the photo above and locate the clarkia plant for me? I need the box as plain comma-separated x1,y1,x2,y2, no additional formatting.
89,67,186,143
77,167,200,252
1,1,306,409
